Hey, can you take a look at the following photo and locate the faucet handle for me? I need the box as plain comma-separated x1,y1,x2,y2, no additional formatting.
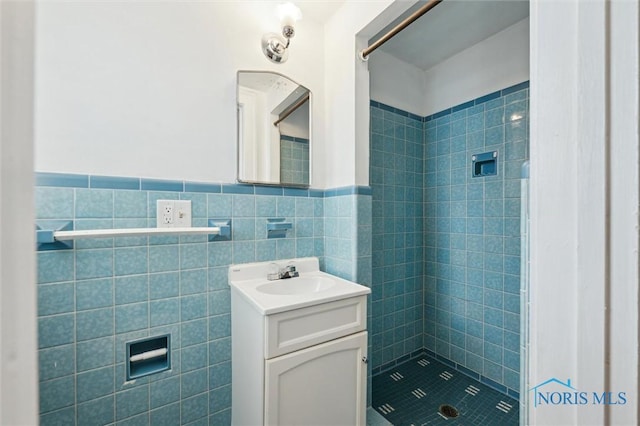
267,263,280,281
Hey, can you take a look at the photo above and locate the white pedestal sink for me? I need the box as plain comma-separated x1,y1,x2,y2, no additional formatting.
229,257,371,426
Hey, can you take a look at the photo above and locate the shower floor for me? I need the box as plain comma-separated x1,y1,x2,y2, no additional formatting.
372,355,519,425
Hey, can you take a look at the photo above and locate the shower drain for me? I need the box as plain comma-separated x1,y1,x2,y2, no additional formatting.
438,404,459,419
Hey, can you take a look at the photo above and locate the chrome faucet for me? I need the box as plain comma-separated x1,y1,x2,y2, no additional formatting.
267,264,299,280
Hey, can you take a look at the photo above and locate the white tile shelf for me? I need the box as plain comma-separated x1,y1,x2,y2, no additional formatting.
36,219,231,250
45,227,223,241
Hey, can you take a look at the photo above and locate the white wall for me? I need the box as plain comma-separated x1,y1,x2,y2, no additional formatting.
422,18,529,116
369,50,425,116
368,18,529,117
0,1,39,424
529,0,639,424
35,1,327,186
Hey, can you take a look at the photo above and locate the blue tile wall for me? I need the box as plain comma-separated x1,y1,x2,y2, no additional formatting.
370,81,528,397
422,82,528,395
370,103,425,371
280,135,310,185
36,182,344,425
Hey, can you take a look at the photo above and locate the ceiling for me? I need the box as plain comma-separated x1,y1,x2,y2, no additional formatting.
295,0,346,24
376,0,529,71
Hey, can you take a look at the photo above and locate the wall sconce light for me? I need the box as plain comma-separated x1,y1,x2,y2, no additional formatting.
261,2,302,64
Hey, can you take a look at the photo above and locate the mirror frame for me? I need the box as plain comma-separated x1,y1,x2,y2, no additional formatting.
236,70,312,188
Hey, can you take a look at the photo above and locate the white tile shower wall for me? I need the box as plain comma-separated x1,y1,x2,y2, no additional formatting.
35,184,326,425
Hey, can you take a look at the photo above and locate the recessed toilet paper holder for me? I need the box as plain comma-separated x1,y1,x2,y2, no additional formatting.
126,334,171,380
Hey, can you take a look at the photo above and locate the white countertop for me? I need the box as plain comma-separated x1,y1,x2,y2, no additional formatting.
228,257,371,315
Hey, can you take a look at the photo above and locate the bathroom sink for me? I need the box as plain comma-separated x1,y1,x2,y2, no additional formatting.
228,257,371,314
256,276,336,295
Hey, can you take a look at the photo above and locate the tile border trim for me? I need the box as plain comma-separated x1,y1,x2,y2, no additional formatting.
371,80,530,123
35,172,371,198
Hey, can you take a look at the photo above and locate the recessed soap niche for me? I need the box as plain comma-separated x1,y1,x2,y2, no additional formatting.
472,151,498,177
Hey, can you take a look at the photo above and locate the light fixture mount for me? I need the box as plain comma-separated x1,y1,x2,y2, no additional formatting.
262,2,301,64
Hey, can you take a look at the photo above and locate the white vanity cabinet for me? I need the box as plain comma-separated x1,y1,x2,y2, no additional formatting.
228,258,371,426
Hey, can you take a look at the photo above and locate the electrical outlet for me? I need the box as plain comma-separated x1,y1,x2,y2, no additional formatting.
156,200,191,228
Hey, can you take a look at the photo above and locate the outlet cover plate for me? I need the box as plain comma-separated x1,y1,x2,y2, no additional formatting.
156,200,191,228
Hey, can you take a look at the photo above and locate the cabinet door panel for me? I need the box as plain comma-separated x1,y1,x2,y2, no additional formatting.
265,332,367,426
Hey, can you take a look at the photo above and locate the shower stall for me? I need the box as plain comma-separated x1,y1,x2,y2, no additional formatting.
366,2,530,423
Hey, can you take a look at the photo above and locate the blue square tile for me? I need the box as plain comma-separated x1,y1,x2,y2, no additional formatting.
181,243,207,269
115,302,148,333
115,275,148,305
35,187,74,219
150,376,180,409
484,307,504,327
116,412,149,425
114,247,148,276
40,407,75,425
76,249,113,280
276,239,295,259
209,337,231,365
114,190,147,218
39,376,75,413
255,240,277,262
149,272,179,299
181,393,208,424
150,298,179,327
76,307,113,341
113,218,148,248
210,384,231,415
39,345,75,381
181,269,207,295
504,312,519,332
150,402,180,425
233,241,256,263
209,360,231,390
77,336,114,372
256,197,277,217
77,366,115,403
76,189,113,218
78,395,114,425
74,219,114,249
504,255,520,275
208,242,232,267
116,386,149,420
277,197,296,217
182,319,207,347
207,267,227,291
207,194,232,217
149,245,179,273
232,195,255,217
38,314,74,348
38,283,74,316
180,193,207,218
181,368,208,398
38,251,74,284
209,290,230,316
483,360,503,383
484,324,504,346
181,343,208,373
181,295,207,321
209,314,231,341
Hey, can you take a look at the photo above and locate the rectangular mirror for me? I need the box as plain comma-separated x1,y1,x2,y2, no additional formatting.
237,71,311,187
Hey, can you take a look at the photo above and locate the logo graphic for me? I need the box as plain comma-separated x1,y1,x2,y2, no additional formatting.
529,378,627,408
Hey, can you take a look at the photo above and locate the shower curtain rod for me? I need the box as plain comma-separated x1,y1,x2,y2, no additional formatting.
273,93,310,126
359,0,442,60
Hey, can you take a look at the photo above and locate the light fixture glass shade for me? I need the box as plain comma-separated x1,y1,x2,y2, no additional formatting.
277,2,302,28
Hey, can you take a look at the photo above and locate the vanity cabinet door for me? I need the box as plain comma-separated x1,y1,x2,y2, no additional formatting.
264,331,367,426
